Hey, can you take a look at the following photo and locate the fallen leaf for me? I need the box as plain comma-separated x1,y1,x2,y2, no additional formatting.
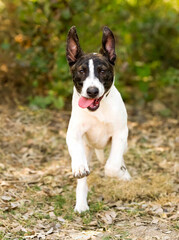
1,196,11,201
46,227,54,235
101,210,117,224
11,202,20,209
151,218,159,224
57,217,65,223
49,211,56,218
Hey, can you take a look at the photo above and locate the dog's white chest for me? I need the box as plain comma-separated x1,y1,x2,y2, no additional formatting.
84,119,112,149
69,85,128,149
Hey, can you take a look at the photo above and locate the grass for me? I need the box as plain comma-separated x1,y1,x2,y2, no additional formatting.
0,232,5,239
88,173,174,203
0,105,178,239
101,232,132,240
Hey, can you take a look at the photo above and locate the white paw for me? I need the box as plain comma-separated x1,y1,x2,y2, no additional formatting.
72,163,90,178
105,164,131,181
74,203,89,213
118,167,131,181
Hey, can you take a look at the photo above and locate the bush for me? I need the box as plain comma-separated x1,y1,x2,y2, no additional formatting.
0,0,178,108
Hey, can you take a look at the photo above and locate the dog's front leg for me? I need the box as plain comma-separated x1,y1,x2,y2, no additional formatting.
66,128,90,178
105,127,131,181
66,123,90,212
75,177,89,213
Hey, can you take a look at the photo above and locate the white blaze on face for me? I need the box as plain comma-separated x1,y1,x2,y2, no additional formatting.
89,59,95,79
81,59,105,98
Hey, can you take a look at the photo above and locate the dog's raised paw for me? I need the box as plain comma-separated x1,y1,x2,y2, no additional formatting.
118,168,131,181
105,164,131,181
72,164,90,178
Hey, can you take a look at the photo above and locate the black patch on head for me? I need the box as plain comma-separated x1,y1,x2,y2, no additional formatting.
93,56,114,94
71,57,89,93
70,54,114,94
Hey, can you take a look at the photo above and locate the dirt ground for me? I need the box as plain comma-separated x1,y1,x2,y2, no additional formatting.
0,103,178,240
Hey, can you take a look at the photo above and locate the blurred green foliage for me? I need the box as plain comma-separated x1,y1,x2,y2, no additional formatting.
0,0,179,108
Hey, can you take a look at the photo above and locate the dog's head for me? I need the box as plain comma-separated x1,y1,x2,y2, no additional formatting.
66,26,116,111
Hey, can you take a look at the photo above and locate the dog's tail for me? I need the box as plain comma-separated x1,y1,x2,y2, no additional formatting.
95,149,105,163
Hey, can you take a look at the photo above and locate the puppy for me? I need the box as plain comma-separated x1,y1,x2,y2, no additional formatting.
66,26,131,213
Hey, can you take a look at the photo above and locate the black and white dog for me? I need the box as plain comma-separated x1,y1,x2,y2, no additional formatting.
66,26,131,213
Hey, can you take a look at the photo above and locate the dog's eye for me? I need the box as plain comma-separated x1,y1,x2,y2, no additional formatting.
77,82,83,86
79,69,85,74
99,69,106,74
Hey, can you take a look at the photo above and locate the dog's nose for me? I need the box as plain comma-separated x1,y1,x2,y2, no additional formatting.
87,87,99,98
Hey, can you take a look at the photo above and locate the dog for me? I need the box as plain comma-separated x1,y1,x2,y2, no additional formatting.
66,26,131,213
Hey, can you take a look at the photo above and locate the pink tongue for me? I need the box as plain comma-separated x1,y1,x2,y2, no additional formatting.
78,96,94,108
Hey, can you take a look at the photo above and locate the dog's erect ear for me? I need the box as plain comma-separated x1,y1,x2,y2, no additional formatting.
66,26,83,66
100,26,116,65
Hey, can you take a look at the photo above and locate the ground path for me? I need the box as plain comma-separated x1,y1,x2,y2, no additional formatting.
0,104,178,239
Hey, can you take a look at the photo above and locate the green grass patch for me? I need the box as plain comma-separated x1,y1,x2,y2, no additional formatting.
64,210,75,221
102,236,112,240
0,231,5,239
90,201,107,213
31,185,41,191
33,212,50,220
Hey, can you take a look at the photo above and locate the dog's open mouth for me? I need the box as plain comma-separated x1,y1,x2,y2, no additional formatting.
78,96,103,111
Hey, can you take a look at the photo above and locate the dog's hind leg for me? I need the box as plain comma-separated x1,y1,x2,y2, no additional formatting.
85,145,93,164
74,176,89,213
95,149,105,163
